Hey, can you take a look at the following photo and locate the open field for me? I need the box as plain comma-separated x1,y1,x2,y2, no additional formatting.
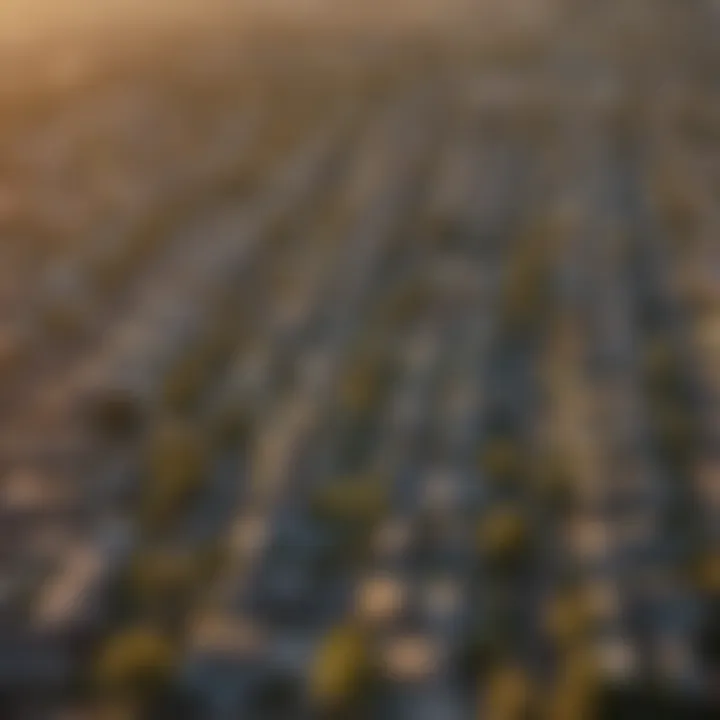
0,1,718,718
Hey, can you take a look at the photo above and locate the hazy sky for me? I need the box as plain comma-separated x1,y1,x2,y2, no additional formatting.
0,2,526,54
0,0,471,36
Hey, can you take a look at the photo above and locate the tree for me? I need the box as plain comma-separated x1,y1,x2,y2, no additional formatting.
95,627,176,698
142,417,209,529
544,588,593,650
483,664,536,720
309,624,371,712
477,507,529,572
480,439,524,486
311,475,388,529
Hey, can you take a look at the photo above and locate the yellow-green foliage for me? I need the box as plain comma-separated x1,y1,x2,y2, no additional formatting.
483,664,536,720
690,551,720,594
95,627,176,696
546,649,600,720
162,319,237,411
653,401,693,460
142,418,209,529
128,551,200,610
480,439,524,485
312,475,388,529
534,455,574,507
478,507,529,570
643,339,677,389
339,352,391,415
309,624,371,711
162,353,207,411
544,589,593,650
502,224,555,328
504,273,541,329
128,543,226,610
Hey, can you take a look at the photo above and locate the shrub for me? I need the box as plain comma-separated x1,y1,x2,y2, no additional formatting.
311,475,388,529
544,589,593,650
483,664,536,720
652,401,694,465
142,418,209,529
128,551,200,611
477,507,530,572
459,619,506,678
340,362,384,415
690,551,720,595
309,624,371,711
534,456,575,509
161,354,206,412
480,439,524,486
546,649,600,720
642,339,679,391
95,627,176,697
